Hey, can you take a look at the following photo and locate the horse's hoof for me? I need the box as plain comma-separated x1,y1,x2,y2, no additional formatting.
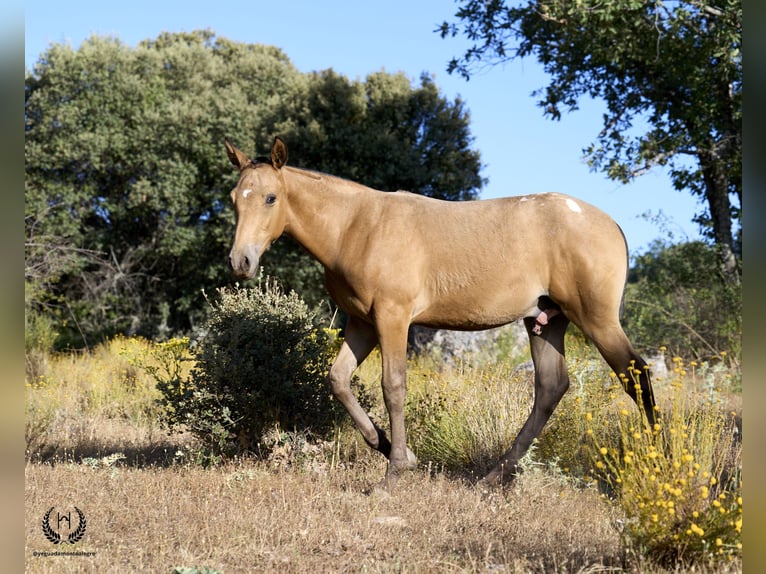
369,481,393,499
479,466,517,491
475,477,498,496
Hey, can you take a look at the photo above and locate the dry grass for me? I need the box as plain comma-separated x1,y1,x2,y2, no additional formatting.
26,457,627,573
25,336,189,465
24,336,742,573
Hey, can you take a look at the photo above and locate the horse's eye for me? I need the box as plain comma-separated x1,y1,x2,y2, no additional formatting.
265,194,277,205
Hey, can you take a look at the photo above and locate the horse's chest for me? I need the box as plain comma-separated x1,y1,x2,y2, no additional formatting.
324,270,373,318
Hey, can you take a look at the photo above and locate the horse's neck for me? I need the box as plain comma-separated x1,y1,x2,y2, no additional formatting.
282,167,368,269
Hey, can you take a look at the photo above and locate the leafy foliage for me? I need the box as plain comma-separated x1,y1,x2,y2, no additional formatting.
441,0,741,284
25,30,483,346
153,276,359,460
274,70,485,201
623,240,741,361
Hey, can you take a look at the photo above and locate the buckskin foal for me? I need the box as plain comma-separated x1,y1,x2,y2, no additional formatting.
224,137,656,491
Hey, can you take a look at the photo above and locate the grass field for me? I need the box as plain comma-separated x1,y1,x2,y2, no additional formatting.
24,333,742,573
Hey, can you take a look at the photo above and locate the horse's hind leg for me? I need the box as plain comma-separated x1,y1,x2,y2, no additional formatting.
483,313,571,487
586,322,657,426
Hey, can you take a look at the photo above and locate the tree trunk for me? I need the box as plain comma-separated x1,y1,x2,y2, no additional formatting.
700,150,740,286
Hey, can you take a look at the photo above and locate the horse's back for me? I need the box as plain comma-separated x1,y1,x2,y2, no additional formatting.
374,192,630,329
381,191,627,270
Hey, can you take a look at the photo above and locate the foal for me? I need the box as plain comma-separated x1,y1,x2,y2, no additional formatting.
224,137,656,490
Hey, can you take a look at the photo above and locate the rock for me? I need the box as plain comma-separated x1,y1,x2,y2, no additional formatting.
408,322,527,365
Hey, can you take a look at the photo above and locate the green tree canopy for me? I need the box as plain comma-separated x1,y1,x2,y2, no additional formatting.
441,0,741,285
274,69,484,200
25,30,483,348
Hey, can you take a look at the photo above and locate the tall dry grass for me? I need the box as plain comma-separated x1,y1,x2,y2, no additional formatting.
25,336,194,465
24,333,742,572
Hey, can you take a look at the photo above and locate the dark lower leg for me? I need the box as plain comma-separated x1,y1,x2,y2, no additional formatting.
484,315,569,486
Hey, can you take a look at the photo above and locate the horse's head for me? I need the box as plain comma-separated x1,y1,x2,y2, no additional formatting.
224,137,289,279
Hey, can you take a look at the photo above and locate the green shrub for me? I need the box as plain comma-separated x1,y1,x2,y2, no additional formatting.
624,240,741,363
25,281,61,381
155,276,347,460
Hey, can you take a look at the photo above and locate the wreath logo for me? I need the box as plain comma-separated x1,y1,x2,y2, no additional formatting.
42,507,87,545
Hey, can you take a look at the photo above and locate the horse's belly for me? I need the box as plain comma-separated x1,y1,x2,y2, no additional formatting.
411,292,536,331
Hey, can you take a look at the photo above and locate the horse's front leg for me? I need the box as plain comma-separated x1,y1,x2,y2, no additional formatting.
376,313,418,491
327,317,388,453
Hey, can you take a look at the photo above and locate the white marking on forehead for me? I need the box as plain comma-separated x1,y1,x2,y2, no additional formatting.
241,188,253,199
565,198,582,213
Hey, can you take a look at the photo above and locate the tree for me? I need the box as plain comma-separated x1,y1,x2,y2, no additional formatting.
25,30,483,347
273,69,484,201
25,31,299,346
440,0,741,285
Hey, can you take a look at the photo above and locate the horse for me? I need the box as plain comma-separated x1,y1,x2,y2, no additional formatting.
224,136,657,491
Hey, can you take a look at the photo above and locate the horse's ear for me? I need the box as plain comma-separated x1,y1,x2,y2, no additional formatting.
271,136,288,170
225,138,251,170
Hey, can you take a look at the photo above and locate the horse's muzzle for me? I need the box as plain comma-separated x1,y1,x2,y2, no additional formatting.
229,244,260,279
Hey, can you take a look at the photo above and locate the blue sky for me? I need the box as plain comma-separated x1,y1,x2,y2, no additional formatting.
24,0,706,255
